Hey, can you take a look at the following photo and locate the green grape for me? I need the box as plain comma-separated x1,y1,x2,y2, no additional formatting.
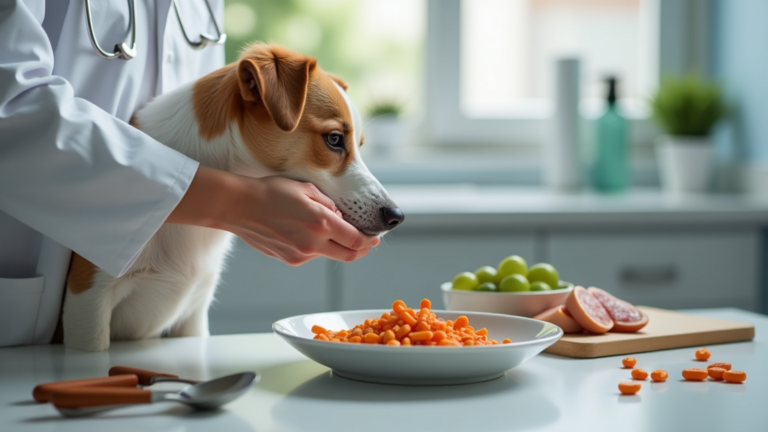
452,272,479,291
527,263,559,290
474,266,497,284
496,255,528,282
499,274,530,292
475,282,498,292
530,281,552,291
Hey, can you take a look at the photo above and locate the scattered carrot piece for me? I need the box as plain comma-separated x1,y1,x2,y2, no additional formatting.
622,357,637,368
618,381,642,395
707,362,731,371
695,348,711,361
682,368,708,381
420,299,432,310
502,338,512,344
723,370,747,383
650,369,668,382
708,367,726,381
311,325,327,335
631,369,648,380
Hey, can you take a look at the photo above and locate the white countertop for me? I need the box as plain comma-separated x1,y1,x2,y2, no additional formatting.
1,308,765,432
386,186,768,228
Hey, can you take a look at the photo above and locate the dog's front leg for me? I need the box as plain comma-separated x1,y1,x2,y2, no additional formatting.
62,284,114,351
169,302,211,338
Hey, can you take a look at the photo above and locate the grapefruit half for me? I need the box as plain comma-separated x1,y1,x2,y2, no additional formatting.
565,286,614,334
533,305,583,334
587,287,649,332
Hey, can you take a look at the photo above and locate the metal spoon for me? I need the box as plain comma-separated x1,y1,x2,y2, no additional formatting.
51,372,259,417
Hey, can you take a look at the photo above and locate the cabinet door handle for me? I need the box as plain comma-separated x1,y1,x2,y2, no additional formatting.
620,266,677,285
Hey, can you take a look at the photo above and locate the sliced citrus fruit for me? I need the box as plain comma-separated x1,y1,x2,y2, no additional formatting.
565,286,614,334
533,305,583,334
587,287,649,332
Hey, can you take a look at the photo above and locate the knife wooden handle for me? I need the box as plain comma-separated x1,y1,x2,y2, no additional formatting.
33,374,139,402
50,387,152,408
109,365,178,385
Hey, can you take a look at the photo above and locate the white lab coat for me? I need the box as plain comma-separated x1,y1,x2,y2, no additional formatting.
0,0,225,346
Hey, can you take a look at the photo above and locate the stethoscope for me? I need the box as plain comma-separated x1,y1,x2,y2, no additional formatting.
84,0,227,60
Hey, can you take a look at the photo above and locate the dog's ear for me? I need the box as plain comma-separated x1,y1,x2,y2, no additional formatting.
237,45,317,132
327,73,348,91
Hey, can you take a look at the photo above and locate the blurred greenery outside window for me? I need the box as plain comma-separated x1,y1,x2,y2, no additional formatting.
223,0,425,121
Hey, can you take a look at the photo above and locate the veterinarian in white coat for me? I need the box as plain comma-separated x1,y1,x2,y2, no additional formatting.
0,0,378,347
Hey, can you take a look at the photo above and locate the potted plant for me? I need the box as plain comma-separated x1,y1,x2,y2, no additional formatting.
651,75,726,194
365,101,404,155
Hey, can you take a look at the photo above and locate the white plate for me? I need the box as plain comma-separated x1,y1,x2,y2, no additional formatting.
272,310,562,385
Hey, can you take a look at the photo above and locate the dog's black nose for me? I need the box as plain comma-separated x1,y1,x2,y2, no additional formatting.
381,206,404,229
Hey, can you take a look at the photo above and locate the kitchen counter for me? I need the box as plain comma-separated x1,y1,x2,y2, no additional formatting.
1,308,765,432
386,186,768,229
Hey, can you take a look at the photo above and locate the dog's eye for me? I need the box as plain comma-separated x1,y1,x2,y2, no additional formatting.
323,132,345,151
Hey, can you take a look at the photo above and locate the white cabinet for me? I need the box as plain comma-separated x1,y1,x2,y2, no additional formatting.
546,229,760,311
339,232,537,310
209,238,329,334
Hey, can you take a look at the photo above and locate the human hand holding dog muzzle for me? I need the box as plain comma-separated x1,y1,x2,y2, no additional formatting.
168,167,380,266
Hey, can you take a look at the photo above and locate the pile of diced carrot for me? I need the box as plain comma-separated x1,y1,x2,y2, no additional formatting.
311,299,511,346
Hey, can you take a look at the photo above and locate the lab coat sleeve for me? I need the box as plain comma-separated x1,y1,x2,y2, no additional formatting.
0,1,200,278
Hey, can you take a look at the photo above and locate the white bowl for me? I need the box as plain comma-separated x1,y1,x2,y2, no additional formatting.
273,310,562,385
441,282,573,318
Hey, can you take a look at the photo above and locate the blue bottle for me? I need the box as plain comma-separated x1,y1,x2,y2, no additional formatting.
593,77,628,192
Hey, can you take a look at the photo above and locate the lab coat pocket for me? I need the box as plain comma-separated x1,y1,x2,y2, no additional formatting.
0,275,45,347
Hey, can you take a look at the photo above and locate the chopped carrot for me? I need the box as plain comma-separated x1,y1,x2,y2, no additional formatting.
682,368,708,381
392,300,407,315
723,370,747,383
631,369,648,380
707,362,731,371
695,348,711,361
622,357,636,368
708,367,726,381
308,299,509,346
453,316,469,329
618,381,641,395
364,333,381,344
409,331,434,342
395,324,412,340
401,312,418,327
650,369,668,382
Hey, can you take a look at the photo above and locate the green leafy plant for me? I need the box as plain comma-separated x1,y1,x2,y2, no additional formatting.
367,102,402,118
651,75,726,136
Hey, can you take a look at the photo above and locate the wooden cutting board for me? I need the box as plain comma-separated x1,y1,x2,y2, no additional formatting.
544,306,755,358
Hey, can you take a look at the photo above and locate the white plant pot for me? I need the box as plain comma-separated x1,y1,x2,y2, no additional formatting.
365,116,404,155
655,135,714,195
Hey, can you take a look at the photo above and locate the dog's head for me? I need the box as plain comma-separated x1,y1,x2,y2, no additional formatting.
194,44,402,236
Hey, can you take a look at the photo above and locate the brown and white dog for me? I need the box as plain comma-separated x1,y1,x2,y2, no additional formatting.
63,44,403,351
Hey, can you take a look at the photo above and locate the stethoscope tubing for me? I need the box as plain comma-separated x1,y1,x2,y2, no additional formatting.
84,0,226,61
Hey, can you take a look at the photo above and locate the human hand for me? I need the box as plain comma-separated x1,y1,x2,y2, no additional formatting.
168,167,379,265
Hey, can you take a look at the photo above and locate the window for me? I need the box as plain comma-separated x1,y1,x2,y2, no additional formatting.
461,0,657,119
223,0,425,120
